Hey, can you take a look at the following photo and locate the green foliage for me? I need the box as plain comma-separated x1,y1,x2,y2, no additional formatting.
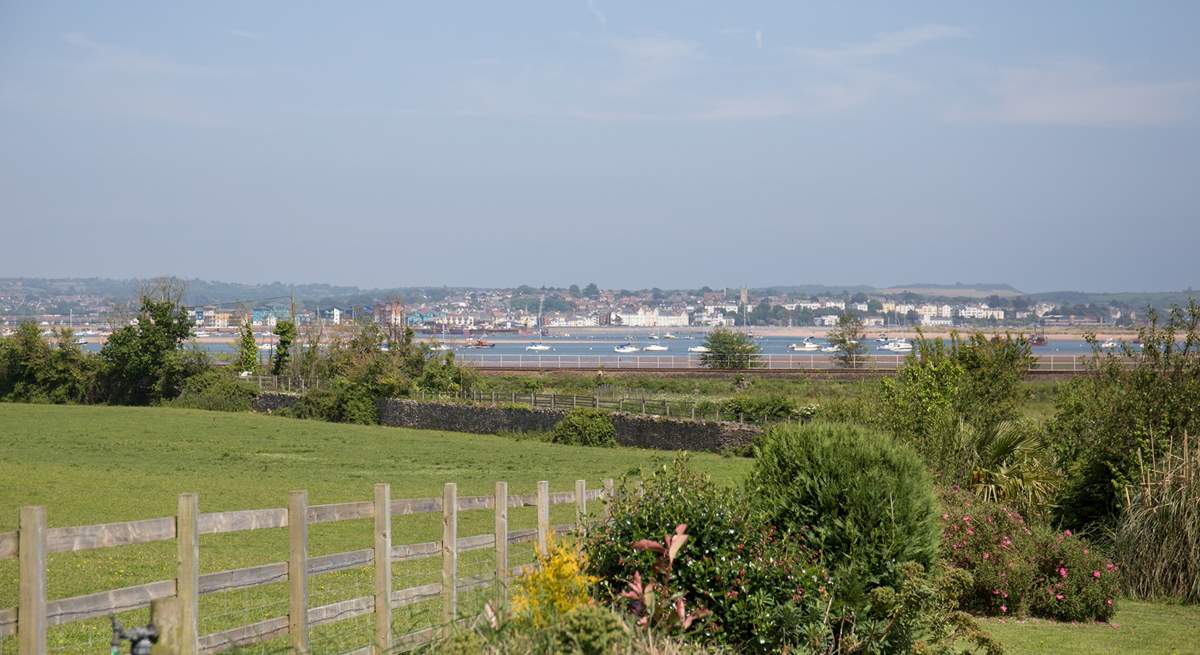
828,313,868,368
0,323,98,403
698,328,759,369
1052,301,1200,531
286,379,378,424
716,394,810,425
271,319,296,375
747,422,940,600
1027,528,1120,622
98,295,200,405
549,605,628,655
236,318,258,373
170,369,258,412
552,408,616,447
952,332,1034,436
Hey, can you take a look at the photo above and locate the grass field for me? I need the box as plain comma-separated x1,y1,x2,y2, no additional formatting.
2,403,1194,654
0,403,748,653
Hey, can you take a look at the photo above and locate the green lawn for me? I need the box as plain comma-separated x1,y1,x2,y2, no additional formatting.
982,601,1200,654
0,403,748,652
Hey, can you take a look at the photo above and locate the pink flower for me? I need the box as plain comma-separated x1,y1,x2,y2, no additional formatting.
1000,604,1008,613
1063,529,1073,537
1056,593,1064,601
966,528,975,536
1106,599,1113,606
1092,570,1101,579
1058,566,1068,578
983,552,990,560
992,589,1001,596
962,515,973,523
1105,562,1117,572
942,513,949,520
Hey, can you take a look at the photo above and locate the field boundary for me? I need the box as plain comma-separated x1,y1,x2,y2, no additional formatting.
2,478,615,654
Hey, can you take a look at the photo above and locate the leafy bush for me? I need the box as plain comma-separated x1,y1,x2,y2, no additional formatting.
548,605,627,655
698,328,760,369
584,458,827,653
552,408,616,447
716,394,809,425
285,379,378,424
939,489,1036,617
747,422,940,599
1028,528,1119,622
170,369,258,412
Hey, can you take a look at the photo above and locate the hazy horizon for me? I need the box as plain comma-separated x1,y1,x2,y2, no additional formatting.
2,2,1198,292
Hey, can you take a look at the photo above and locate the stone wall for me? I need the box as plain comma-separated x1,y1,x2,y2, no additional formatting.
375,398,760,452
253,393,760,452
254,392,300,414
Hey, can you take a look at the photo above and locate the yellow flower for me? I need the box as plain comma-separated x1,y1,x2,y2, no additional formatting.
511,534,598,627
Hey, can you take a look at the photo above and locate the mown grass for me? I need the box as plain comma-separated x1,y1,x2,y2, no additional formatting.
981,600,1200,654
0,403,749,652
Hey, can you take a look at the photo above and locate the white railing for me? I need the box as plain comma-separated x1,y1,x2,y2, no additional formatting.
451,353,1096,371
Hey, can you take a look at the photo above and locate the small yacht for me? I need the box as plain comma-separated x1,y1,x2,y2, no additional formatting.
663,333,678,339
613,343,640,353
882,339,913,353
788,338,820,352
648,334,661,340
875,333,890,344
194,330,210,338
74,337,89,346
526,343,552,351
687,345,711,353
821,344,841,353
1101,339,1118,349
432,343,453,352
643,344,668,352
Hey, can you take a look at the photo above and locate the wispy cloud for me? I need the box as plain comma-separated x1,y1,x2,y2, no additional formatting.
586,0,607,28
795,23,967,61
953,61,1200,126
228,29,263,40
607,35,700,92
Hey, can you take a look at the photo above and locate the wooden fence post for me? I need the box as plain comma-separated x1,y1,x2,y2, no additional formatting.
574,480,587,532
373,483,393,654
150,596,182,655
603,478,615,519
176,493,199,655
442,483,458,627
494,481,509,613
18,506,46,655
536,481,550,554
288,491,309,654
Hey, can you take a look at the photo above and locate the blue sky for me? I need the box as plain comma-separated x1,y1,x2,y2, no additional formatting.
1,1,1198,292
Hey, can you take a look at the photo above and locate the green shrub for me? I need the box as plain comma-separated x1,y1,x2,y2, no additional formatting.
583,458,827,653
939,489,1036,617
552,408,616,447
747,422,940,599
170,369,258,412
285,380,378,424
1028,528,1119,622
717,394,807,425
550,604,627,655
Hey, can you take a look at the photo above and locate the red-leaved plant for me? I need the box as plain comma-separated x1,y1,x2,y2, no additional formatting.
621,524,710,634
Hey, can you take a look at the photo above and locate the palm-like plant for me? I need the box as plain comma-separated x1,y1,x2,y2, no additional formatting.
960,420,1060,520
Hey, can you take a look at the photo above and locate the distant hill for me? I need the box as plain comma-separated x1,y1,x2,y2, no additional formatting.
880,283,1024,299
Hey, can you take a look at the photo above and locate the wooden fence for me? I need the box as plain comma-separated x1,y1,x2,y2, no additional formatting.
0,478,614,654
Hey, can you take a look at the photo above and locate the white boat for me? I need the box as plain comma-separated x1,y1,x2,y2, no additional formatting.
663,333,678,339
194,331,210,338
648,334,661,340
788,338,820,352
257,343,273,351
613,343,640,353
526,343,551,351
432,343,452,352
881,339,913,352
1101,339,1118,349
74,338,89,346
875,333,890,343
643,344,668,352
821,345,841,353
687,345,710,353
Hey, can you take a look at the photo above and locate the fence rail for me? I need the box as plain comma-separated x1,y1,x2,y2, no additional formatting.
450,353,1102,371
3,480,612,654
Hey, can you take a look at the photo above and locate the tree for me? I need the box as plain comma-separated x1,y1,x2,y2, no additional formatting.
583,282,600,299
99,293,201,405
828,313,867,368
568,284,581,298
272,319,297,376
699,328,760,369
237,317,258,373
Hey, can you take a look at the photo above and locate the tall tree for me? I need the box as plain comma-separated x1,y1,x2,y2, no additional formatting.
99,291,198,404
272,319,297,376
237,317,258,372
583,282,600,299
828,313,868,368
700,328,760,369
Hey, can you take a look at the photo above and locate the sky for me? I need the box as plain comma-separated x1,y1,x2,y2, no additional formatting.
1,2,1198,293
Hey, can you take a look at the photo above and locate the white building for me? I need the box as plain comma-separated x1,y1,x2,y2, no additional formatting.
614,308,690,327
815,315,841,327
921,316,954,327
958,306,1005,320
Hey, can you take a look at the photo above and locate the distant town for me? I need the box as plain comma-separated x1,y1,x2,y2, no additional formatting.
3,277,1196,339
